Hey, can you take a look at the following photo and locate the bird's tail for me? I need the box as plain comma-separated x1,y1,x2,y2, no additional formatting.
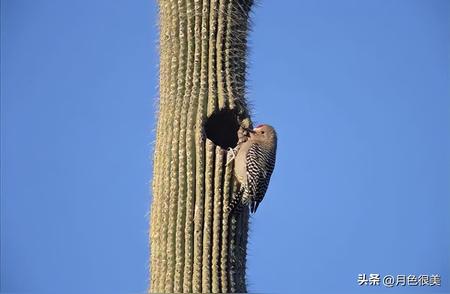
250,200,260,213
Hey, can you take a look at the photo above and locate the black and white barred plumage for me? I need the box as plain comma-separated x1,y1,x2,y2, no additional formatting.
229,124,277,214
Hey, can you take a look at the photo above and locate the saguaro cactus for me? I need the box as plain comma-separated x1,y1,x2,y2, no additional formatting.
149,0,254,293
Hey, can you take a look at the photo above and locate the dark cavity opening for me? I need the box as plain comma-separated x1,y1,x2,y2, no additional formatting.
204,109,240,149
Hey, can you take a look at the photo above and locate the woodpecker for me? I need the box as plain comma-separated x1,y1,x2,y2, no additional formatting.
229,124,277,213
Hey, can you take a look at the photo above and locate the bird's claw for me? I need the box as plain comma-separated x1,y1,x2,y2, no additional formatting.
226,147,236,165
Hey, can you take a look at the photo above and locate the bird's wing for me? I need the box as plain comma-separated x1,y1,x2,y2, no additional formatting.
245,143,276,211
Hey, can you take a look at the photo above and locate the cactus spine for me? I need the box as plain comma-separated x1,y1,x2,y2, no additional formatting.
149,0,253,293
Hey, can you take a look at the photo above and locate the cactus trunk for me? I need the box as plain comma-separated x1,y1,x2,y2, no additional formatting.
149,0,253,293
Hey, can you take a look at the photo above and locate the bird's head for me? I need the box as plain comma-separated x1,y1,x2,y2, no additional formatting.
252,124,277,144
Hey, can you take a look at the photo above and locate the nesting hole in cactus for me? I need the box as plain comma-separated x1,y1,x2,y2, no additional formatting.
204,109,240,149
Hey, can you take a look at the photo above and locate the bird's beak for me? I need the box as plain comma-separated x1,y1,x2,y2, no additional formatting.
244,127,256,134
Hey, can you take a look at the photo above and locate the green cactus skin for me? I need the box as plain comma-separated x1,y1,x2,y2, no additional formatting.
149,0,253,293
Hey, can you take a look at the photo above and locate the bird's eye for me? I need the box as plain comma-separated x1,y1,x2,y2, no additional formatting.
261,131,265,134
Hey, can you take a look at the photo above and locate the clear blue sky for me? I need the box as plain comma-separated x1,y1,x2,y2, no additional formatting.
1,0,449,293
